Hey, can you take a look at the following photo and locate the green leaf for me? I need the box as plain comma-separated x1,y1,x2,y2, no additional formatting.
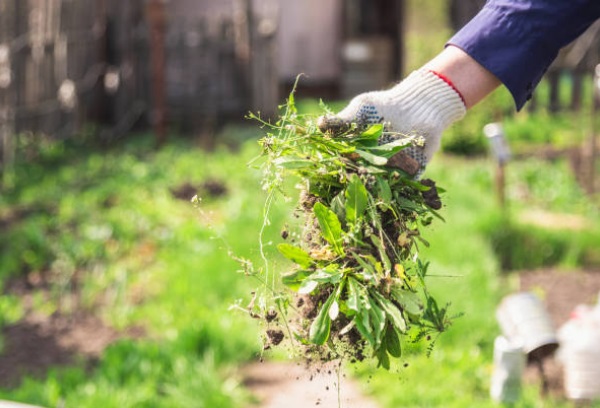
354,308,375,346
391,287,423,316
272,156,314,169
345,174,369,224
313,202,345,256
359,124,383,140
367,139,410,158
346,277,361,313
375,346,391,370
372,290,407,333
404,178,432,192
281,269,313,290
370,234,391,274
423,296,451,332
330,191,346,222
347,278,377,346
355,150,388,166
352,254,377,280
307,269,343,284
309,292,336,345
298,279,318,294
384,325,402,358
277,244,312,269
395,197,421,212
368,296,386,347
375,176,392,204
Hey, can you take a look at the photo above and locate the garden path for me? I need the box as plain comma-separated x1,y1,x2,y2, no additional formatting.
242,360,380,408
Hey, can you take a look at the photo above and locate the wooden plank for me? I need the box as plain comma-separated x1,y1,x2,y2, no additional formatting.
0,0,16,186
249,0,278,117
547,71,561,113
146,0,167,146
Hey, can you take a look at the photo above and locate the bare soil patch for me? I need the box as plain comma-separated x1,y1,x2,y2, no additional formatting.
0,312,117,387
170,179,228,201
0,274,144,388
519,268,600,327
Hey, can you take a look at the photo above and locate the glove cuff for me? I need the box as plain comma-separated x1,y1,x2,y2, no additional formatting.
385,69,467,130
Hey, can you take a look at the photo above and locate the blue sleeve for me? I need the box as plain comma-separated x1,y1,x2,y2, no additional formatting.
448,0,600,110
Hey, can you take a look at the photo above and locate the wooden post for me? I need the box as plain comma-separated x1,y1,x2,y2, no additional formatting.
0,54,14,188
586,64,600,194
570,70,583,111
396,0,405,79
0,1,16,189
484,123,511,209
0,108,15,189
548,70,561,113
495,162,506,208
146,0,167,147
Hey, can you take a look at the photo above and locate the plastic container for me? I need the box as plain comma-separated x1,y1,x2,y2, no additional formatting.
558,303,600,401
490,336,525,404
496,292,558,360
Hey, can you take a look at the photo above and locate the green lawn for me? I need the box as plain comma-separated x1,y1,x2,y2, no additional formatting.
2,110,598,407
0,137,271,407
2,0,599,405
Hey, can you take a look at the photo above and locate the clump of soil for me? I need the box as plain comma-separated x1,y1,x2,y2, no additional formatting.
266,329,285,347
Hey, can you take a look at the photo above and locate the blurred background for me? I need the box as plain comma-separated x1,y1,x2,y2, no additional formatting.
0,1,599,407
1,0,599,146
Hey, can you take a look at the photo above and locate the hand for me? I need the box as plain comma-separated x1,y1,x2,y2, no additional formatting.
318,69,466,176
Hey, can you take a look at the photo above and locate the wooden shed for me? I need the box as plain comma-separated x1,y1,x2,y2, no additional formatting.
278,0,406,99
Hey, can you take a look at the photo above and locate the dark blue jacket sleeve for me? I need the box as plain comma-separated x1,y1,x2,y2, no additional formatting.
448,0,600,110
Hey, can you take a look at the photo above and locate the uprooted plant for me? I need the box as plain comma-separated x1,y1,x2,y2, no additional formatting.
239,86,457,369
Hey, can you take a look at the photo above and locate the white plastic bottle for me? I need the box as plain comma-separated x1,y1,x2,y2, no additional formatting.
490,336,525,404
560,304,600,401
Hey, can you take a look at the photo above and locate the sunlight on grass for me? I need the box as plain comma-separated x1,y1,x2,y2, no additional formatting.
1,122,598,407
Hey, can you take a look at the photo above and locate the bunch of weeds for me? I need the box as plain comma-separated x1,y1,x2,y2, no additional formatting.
241,85,456,369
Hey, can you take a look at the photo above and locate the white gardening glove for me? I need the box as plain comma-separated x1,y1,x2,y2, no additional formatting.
318,69,466,176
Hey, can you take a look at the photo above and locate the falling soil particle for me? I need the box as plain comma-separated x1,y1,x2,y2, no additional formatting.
266,329,285,346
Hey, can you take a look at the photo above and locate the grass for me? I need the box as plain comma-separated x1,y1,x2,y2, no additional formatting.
0,135,278,407
0,105,598,407
1,1,599,405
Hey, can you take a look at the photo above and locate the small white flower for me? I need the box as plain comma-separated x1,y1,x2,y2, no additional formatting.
191,195,202,205
414,136,426,147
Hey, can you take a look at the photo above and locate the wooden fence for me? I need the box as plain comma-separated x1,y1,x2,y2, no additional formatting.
0,0,597,182
533,20,600,113
0,0,278,178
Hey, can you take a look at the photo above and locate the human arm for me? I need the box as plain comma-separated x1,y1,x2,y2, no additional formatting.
448,0,600,110
319,0,600,175
423,45,500,110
